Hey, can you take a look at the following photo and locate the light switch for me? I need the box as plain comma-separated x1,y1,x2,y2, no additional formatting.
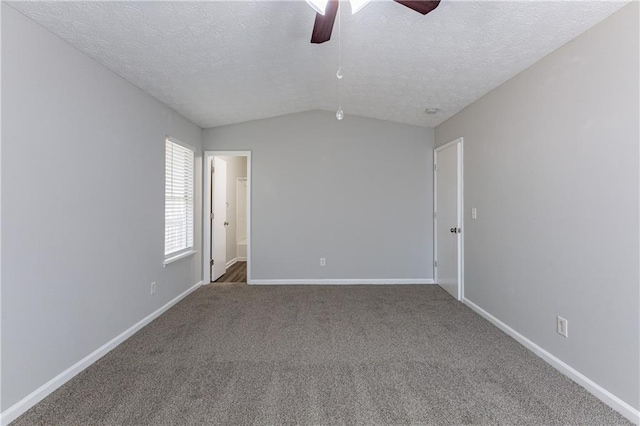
471,207,477,220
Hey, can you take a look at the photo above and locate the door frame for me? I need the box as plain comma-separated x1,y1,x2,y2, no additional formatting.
203,151,252,284
433,137,464,301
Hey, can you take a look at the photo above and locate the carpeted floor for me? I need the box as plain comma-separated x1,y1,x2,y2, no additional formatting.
14,284,630,425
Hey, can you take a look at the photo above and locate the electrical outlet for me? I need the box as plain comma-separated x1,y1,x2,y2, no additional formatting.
471,207,477,220
150,281,157,295
557,316,568,337
320,257,326,267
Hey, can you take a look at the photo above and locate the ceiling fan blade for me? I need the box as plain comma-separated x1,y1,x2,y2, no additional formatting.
394,0,441,15
311,0,339,44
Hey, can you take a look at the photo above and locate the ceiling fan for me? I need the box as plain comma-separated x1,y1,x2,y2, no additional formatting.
307,0,441,44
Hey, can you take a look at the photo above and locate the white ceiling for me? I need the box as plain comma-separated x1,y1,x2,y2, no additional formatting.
10,1,626,128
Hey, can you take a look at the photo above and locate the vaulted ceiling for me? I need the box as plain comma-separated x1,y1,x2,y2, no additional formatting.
10,1,626,128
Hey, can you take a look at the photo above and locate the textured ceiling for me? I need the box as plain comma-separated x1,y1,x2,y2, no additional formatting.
9,1,627,128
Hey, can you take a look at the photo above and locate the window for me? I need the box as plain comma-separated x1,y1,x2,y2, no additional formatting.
165,138,194,259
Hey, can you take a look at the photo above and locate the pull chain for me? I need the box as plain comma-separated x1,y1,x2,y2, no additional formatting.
336,0,344,120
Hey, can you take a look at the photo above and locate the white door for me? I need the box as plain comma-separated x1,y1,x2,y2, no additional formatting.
211,157,227,281
435,139,463,300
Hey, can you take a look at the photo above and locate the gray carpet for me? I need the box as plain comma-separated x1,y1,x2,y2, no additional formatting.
14,284,630,425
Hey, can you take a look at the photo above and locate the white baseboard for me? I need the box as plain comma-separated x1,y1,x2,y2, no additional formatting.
237,257,247,261
463,298,640,425
0,281,204,426
225,257,238,269
249,278,435,285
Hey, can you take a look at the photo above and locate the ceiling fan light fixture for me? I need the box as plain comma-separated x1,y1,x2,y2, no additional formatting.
306,0,329,15
349,0,372,14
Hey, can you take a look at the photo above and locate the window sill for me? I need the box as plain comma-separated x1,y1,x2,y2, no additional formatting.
163,250,197,266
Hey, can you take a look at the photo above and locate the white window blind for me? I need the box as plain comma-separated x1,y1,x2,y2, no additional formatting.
165,138,194,257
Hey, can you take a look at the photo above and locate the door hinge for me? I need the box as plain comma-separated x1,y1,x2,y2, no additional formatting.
210,212,214,220
434,164,438,171
434,260,438,268
211,166,215,173
434,211,437,219
210,259,214,265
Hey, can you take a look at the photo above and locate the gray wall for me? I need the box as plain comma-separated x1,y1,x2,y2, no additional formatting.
204,111,434,281
435,3,639,410
221,156,247,261
1,5,203,410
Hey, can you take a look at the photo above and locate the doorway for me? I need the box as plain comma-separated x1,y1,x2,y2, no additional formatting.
434,138,464,300
203,151,251,284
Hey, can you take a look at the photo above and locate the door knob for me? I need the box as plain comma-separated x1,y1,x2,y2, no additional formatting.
224,221,229,226
450,228,456,233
